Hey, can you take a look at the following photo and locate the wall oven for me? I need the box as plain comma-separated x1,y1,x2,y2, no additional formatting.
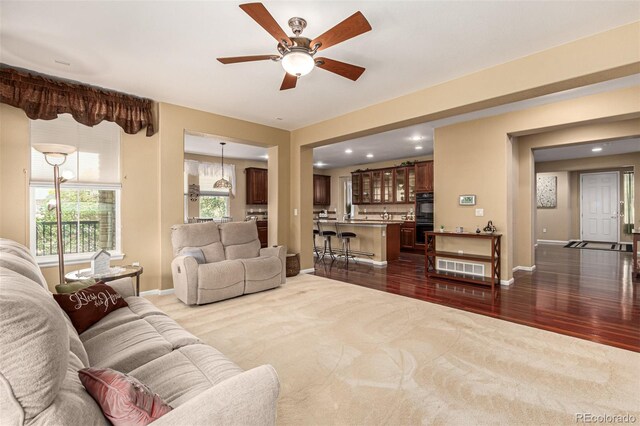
415,192,433,244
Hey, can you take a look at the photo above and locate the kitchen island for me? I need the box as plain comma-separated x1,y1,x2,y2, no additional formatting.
315,220,401,265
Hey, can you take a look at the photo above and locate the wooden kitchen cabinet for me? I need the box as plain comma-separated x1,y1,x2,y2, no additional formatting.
245,167,268,204
257,220,268,248
394,168,406,203
352,172,362,204
415,161,434,192
371,170,382,203
361,172,372,204
400,221,415,250
383,169,394,203
313,174,331,205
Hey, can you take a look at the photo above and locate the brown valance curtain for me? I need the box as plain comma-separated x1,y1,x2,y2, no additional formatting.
0,64,156,136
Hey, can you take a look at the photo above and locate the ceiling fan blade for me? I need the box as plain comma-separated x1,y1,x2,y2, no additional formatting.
239,3,291,45
311,11,371,52
315,57,365,81
280,73,297,90
217,55,277,64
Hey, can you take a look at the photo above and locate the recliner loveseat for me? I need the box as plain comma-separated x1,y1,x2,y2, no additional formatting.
171,220,286,305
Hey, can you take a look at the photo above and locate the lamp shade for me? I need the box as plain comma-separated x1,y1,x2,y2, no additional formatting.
33,143,76,155
281,50,315,77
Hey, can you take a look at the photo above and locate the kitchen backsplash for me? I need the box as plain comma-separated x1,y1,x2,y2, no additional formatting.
354,204,415,219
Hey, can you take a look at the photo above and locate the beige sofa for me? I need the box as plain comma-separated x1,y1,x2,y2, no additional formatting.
171,221,286,305
0,238,280,425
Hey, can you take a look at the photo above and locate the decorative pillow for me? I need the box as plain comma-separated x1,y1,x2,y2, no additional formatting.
180,247,206,264
78,367,172,426
53,282,128,333
55,278,97,294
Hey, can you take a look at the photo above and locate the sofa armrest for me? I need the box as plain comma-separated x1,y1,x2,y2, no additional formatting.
107,277,135,298
150,365,280,426
260,245,286,284
171,255,199,305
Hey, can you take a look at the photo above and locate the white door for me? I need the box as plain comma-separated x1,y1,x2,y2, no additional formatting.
581,172,619,242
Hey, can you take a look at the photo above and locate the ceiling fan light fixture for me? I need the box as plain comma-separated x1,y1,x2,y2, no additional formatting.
282,50,315,77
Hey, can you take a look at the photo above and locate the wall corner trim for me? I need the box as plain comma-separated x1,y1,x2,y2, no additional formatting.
500,278,515,286
513,265,537,272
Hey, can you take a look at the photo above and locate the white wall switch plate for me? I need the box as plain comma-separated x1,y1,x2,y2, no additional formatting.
293,208,298,216
132,262,140,267
475,208,484,217
543,228,547,233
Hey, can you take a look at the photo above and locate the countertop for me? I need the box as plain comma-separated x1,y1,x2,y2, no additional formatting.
318,219,405,226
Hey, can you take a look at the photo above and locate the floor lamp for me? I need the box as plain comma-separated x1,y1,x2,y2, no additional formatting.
33,143,76,284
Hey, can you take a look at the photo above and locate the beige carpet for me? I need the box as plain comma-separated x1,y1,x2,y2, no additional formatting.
146,274,640,425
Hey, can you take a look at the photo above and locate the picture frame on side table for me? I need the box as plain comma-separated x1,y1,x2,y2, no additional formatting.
459,194,476,206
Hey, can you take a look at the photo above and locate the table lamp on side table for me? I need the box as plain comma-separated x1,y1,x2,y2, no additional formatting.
33,143,77,285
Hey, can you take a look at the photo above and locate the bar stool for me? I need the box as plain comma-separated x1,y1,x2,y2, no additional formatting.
316,220,336,260
335,222,357,264
313,227,320,257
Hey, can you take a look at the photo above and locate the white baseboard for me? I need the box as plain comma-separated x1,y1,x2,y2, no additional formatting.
500,278,514,286
536,239,569,245
513,265,536,272
300,268,315,274
139,288,175,297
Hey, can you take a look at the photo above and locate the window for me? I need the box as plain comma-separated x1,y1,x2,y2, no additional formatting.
183,160,232,222
30,114,122,264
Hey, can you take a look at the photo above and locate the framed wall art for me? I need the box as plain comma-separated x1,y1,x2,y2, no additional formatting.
459,195,476,206
536,175,557,208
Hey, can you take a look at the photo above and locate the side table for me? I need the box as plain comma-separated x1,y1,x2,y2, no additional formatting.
65,265,143,296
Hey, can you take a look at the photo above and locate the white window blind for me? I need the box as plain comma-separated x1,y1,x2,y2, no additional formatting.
30,114,120,185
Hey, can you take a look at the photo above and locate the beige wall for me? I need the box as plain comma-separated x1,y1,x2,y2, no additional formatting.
536,153,640,243
0,104,162,292
2,22,640,286
183,153,268,221
436,88,640,281
158,103,290,289
535,172,571,242
290,22,640,272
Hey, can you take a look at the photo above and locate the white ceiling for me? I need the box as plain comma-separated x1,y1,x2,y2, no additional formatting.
2,1,639,131
184,132,269,162
534,138,640,163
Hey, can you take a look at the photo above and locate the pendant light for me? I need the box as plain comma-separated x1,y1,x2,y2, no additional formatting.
213,142,232,191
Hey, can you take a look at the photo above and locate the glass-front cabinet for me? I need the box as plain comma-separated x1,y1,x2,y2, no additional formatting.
394,168,406,203
407,167,416,202
372,170,382,203
383,169,393,203
361,172,372,204
351,172,361,204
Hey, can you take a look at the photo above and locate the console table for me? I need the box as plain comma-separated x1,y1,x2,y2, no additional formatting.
425,231,501,290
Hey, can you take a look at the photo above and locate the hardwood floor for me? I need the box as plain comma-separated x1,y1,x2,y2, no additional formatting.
312,244,640,352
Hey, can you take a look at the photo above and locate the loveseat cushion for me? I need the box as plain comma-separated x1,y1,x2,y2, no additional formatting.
171,221,221,255
83,319,173,373
219,221,261,260
197,260,245,304
129,344,244,408
144,315,201,349
126,296,169,318
240,256,283,294
0,268,69,421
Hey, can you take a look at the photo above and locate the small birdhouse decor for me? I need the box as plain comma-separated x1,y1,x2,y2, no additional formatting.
91,250,111,275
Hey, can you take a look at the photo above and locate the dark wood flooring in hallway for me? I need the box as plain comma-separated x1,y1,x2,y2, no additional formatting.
312,244,640,352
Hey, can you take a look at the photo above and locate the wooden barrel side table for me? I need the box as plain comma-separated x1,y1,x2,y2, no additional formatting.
286,253,300,277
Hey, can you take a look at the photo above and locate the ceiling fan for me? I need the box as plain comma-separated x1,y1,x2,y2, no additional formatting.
217,2,372,90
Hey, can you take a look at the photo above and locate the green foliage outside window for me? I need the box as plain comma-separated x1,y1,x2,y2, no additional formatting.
199,196,228,218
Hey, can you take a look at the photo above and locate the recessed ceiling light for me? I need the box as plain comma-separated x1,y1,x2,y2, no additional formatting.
415,146,423,150
345,149,353,154
592,147,603,152
366,153,374,158
262,154,269,159
410,136,423,141
315,161,325,167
